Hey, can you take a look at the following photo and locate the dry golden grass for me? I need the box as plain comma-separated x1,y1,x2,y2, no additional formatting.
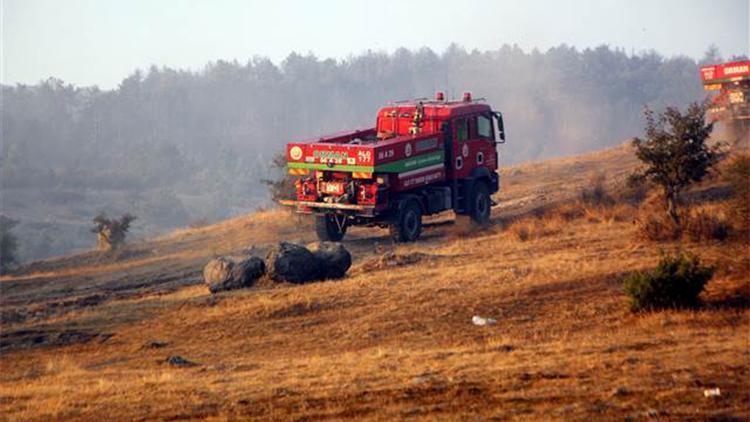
1,143,748,420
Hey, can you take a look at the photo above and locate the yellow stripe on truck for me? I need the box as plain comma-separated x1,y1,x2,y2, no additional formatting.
288,168,310,175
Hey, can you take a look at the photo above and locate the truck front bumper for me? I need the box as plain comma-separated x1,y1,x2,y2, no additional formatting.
279,199,378,216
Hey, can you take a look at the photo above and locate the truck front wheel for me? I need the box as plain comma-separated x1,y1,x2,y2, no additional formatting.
390,199,422,242
315,214,347,242
469,181,491,225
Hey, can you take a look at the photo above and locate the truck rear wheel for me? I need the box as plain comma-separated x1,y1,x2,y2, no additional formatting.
390,199,422,242
315,214,347,242
469,181,491,225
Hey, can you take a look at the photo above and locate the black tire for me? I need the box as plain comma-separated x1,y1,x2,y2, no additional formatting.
469,181,491,225
315,214,347,242
390,199,422,242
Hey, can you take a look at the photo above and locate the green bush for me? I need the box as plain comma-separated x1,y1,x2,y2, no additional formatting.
623,252,714,311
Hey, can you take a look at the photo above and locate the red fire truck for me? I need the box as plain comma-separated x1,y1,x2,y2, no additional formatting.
281,92,505,242
700,60,750,141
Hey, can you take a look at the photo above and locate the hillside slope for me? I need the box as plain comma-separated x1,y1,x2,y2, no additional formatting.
1,143,748,420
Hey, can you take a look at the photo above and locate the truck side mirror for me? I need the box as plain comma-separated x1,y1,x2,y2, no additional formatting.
493,111,506,144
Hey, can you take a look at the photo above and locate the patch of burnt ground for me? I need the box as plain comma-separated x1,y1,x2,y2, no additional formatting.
355,251,457,273
0,329,113,352
1,293,109,326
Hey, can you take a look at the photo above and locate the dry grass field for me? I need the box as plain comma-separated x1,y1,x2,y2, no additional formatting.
1,142,748,420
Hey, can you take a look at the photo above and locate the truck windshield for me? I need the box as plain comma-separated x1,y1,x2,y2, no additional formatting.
477,115,492,138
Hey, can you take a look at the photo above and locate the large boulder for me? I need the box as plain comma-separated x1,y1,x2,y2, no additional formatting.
265,242,322,283
307,242,351,279
203,256,265,293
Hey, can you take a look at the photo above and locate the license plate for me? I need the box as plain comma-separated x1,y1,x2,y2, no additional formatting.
320,182,345,195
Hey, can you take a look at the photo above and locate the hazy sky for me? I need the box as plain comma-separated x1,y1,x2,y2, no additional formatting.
2,0,748,89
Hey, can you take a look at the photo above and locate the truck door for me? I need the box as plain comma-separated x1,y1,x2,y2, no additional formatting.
475,112,498,172
452,113,497,179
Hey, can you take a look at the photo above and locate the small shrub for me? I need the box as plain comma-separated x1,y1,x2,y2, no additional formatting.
617,182,648,205
544,200,634,225
636,211,681,241
684,209,730,242
514,223,531,241
509,219,557,241
580,172,614,206
623,252,714,311
262,152,298,202
92,212,136,251
637,205,731,242
582,203,634,224
530,207,546,219
724,154,750,233
550,202,587,222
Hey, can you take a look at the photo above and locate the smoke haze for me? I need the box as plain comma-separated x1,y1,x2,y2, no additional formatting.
0,44,735,260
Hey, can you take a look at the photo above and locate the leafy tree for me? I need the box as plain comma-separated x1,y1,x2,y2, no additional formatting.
631,102,721,228
0,215,19,274
699,44,723,66
92,212,136,251
261,153,297,202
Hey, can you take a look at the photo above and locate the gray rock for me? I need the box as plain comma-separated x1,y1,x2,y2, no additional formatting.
610,386,628,397
166,355,198,367
203,256,265,293
265,242,322,283
307,242,351,279
144,340,168,349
